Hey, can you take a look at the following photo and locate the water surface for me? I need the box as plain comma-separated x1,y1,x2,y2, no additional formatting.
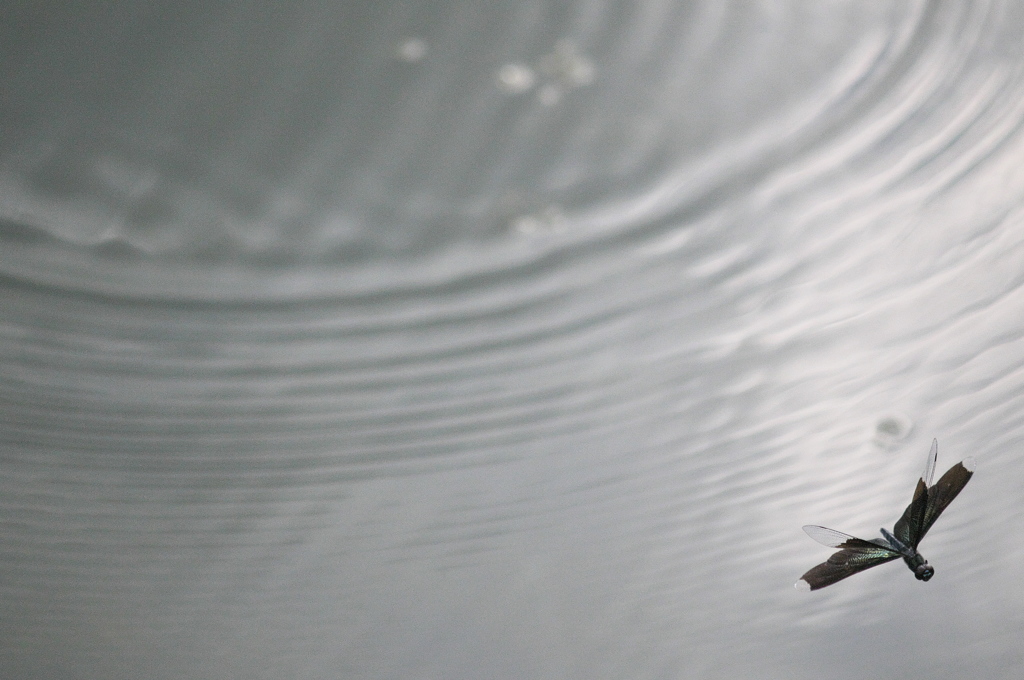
2,1,1024,678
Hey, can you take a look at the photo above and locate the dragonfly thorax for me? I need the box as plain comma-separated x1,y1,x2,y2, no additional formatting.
879,527,934,580
878,527,914,557
897,538,932,581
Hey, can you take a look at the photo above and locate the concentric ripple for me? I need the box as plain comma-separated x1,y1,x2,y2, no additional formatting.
3,1,1024,678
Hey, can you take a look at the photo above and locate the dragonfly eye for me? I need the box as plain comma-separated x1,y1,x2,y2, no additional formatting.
915,564,934,581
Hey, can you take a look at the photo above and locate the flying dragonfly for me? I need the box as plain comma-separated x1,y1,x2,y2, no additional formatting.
796,439,974,591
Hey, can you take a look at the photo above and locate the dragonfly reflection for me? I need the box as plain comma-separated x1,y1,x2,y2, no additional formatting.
797,439,974,591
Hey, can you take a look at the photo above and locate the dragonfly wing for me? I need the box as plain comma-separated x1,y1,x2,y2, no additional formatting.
893,440,939,546
922,439,938,487
802,525,859,548
797,547,900,591
798,525,900,590
802,525,882,549
915,458,974,545
893,478,928,546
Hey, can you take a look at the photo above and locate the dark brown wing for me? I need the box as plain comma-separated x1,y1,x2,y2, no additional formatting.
916,460,974,545
893,440,939,546
797,527,900,591
798,551,902,591
893,477,929,547
892,438,975,547
894,459,974,549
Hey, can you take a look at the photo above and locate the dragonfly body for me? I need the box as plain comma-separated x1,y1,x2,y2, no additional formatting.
797,439,973,591
878,527,932,581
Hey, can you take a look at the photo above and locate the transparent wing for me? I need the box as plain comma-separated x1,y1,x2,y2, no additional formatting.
922,438,938,487
802,525,895,551
802,525,862,548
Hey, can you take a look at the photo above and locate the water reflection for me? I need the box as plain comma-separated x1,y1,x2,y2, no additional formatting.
2,1,1024,679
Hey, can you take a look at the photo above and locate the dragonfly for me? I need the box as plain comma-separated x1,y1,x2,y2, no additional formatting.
796,439,974,591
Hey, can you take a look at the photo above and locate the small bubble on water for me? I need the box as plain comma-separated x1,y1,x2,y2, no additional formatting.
397,38,428,62
497,63,535,93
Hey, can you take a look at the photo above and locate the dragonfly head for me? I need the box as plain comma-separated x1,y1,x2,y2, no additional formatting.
915,563,934,581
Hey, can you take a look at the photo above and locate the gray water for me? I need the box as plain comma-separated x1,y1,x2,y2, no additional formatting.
2,1,1024,678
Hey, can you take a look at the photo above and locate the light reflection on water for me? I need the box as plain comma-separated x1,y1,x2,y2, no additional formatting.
2,1,1024,678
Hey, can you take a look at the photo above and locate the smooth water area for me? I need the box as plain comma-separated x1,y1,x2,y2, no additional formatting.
2,1,1024,678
